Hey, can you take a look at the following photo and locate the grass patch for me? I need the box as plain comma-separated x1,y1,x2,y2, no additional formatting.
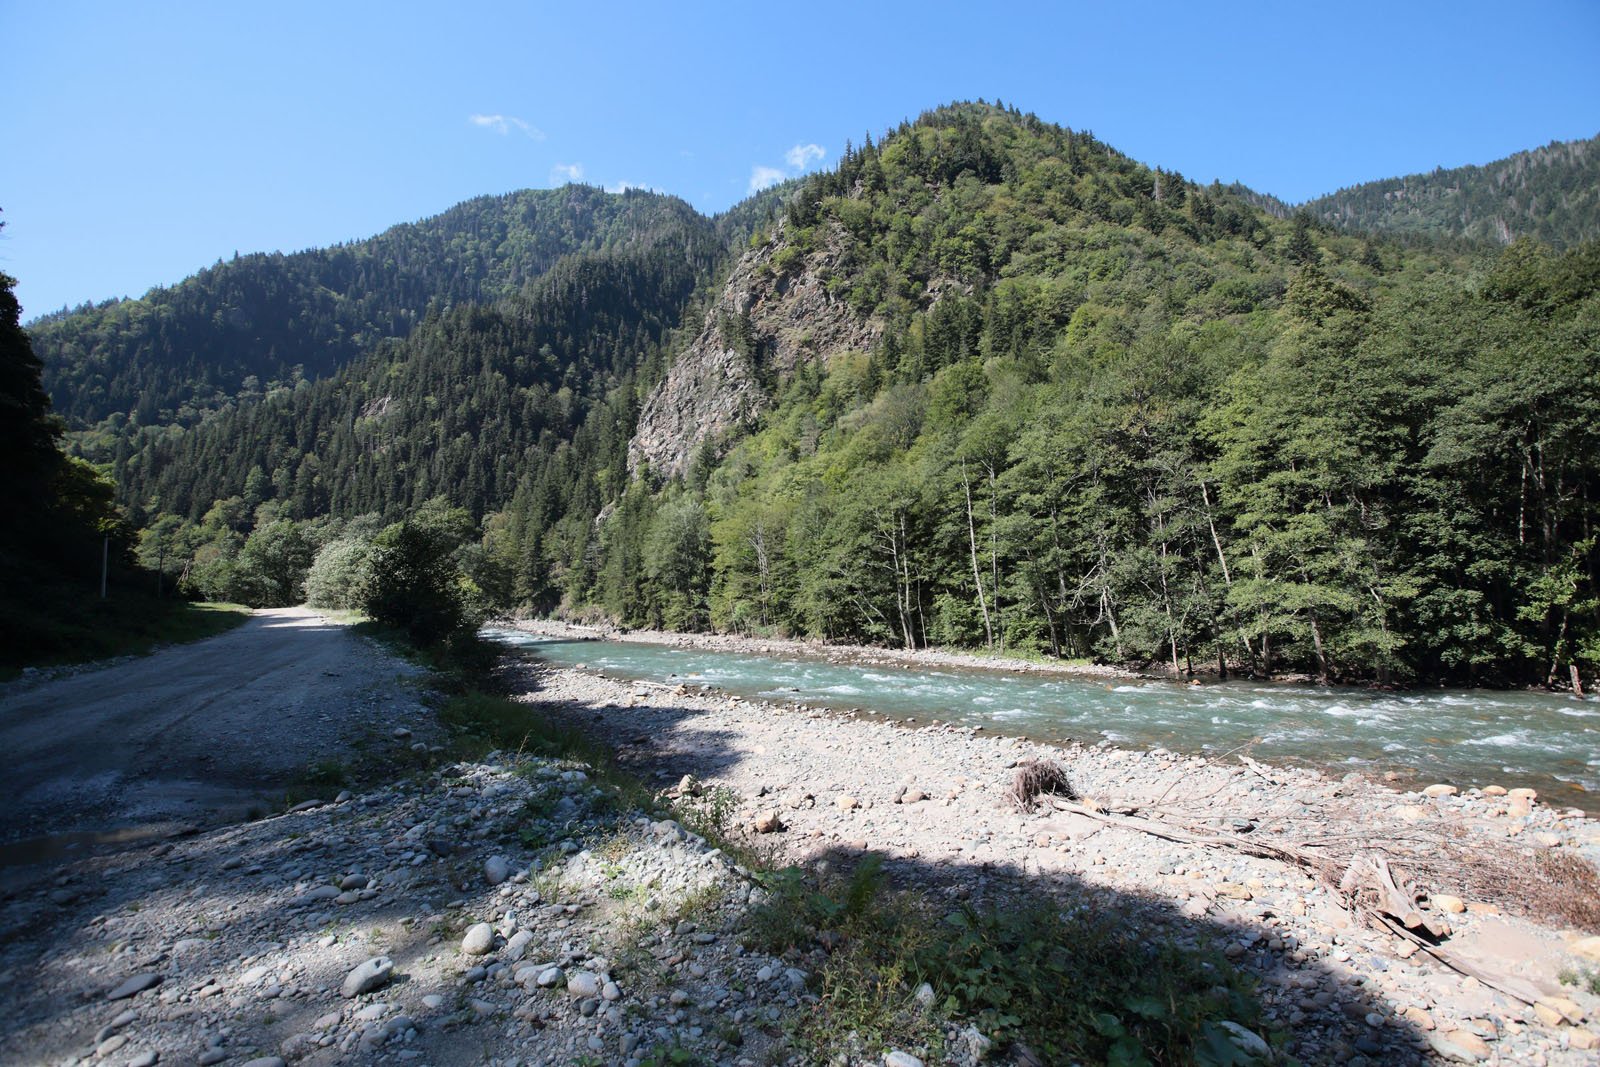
746,854,1271,1066
437,689,658,815
0,595,251,677
1559,965,1600,996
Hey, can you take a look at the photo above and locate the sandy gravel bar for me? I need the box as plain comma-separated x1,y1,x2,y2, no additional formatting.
506,639,1600,1066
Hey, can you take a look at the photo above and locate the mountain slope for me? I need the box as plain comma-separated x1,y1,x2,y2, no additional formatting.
118,199,721,525
633,102,1291,476
605,103,1598,686
1299,134,1600,248
32,186,702,428
35,101,1599,686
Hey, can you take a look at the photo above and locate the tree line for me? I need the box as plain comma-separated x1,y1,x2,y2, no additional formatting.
44,103,1599,687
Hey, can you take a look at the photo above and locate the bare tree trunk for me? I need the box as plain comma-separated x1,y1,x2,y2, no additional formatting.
1310,614,1330,684
962,465,994,649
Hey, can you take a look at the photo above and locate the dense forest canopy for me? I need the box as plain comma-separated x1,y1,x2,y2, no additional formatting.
1237,132,1600,250
26,102,1600,688
31,186,701,429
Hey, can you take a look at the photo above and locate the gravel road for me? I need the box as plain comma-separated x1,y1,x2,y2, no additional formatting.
0,607,428,849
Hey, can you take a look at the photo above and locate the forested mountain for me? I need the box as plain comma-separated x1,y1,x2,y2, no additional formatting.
34,102,1600,688
1242,134,1600,249
31,186,697,428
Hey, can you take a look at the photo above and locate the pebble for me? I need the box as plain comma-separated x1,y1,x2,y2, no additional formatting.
884,1052,923,1067
566,971,602,998
340,956,394,998
1429,1029,1491,1062
484,856,511,886
107,973,162,1001
460,922,496,955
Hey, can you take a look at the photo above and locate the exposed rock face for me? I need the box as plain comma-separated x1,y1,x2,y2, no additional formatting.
630,219,880,478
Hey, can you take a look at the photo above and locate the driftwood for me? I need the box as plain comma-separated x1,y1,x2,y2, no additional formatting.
1338,854,1449,939
1373,914,1542,1006
1042,798,1550,1005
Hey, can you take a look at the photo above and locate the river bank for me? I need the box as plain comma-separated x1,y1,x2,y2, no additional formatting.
498,620,1600,813
498,635,1600,1065
507,617,1147,680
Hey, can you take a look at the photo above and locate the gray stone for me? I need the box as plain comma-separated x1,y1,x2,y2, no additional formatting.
460,922,495,955
107,973,162,1000
299,885,339,904
128,1053,159,1067
484,856,511,886
884,1053,924,1067
503,929,533,961
240,1059,288,1067
340,956,394,998
566,971,602,998
536,966,565,988
197,1051,227,1066
280,1032,319,1060
1219,1022,1271,1059
338,874,369,891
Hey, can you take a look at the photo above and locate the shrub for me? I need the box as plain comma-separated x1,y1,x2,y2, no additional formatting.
305,537,373,609
361,520,482,647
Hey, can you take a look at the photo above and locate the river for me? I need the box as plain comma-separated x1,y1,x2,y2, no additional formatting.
484,628,1600,812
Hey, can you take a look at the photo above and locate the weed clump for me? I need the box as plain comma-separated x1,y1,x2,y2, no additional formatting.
744,853,1268,1065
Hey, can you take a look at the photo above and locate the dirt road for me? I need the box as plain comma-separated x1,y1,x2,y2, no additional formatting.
0,607,430,849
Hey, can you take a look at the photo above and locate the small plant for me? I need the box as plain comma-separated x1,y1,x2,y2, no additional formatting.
637,1044,702,1067
675,785,740,842
1559,966,1600,996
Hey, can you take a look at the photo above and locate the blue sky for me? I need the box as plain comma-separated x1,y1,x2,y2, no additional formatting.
4,0,1597,318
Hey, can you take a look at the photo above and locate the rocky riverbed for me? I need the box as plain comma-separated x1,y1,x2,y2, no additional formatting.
500,630,1600,1066
4,629,1599,1067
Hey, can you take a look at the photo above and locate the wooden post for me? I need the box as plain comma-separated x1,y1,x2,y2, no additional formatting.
100,535,108,599
1574,664,1586,698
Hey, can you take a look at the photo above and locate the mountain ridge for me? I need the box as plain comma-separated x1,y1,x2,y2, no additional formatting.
22,101,1600,687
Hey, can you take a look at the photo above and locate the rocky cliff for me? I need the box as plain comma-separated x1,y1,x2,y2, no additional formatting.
630,219,880,478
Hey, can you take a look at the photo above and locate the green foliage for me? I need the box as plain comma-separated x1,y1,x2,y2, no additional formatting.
230,519,313,607
37,105,1600,685
305,536,374,610
362,509,484,648
922,903,1262,1065
746,854,1267,1065
1297,133,1600,249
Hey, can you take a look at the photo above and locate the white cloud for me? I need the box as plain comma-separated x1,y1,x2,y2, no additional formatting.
467,113,545,140
747,165,787,195
550,163,585,184
785,142,825,169
606,180,657,194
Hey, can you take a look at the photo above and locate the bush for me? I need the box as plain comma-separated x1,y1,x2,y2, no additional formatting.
228,520,312,607
305,537,373,609
361,520,483,647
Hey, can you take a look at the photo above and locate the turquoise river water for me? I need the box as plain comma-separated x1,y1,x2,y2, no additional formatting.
484,628,1600,812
